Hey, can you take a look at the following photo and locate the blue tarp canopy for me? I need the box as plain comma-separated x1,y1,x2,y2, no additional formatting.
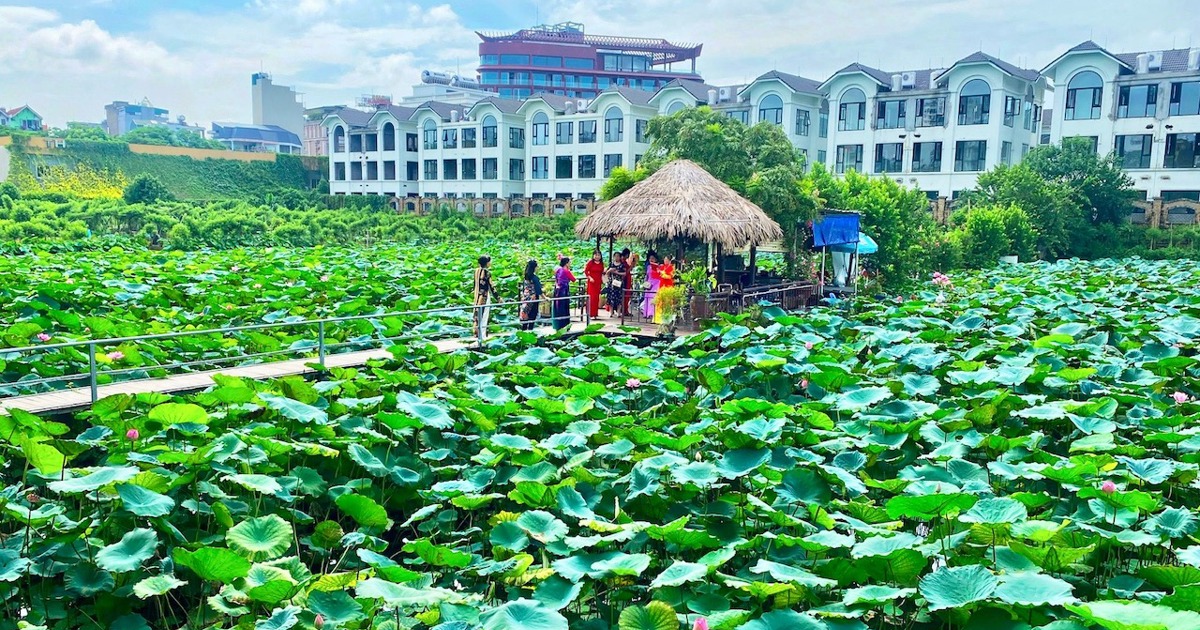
812,213,860,247
829,232,878,254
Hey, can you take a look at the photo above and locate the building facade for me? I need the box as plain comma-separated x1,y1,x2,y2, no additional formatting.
5,106,42,132
252,73,305,139
211,122,302,153
303,105,343,156
820,52,1047,199
102,99,206,137
1043,41,1200,201
476,22,702,101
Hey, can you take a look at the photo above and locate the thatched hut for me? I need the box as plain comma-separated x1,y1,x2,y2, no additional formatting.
575,159,784,252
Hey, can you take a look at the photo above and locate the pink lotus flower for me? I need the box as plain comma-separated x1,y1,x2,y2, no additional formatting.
320,274,330,282
1100,480,1117,494
107,351,125,361
626,378,642,390
1173,391,1191,405
694,618,709,630
805,341,814,350
36,333,52,342
894,296,903,304
314,614,325,629
126,428,139,441
800,378,809,389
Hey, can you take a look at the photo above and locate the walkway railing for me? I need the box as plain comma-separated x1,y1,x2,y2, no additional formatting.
0,293,589,403
612,282,815,329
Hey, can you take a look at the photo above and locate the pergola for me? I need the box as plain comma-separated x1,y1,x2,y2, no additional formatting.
574,159,784,285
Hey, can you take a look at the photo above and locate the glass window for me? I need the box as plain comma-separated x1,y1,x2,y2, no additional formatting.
483,157,498,180
912,142,942,172
1023,101,1033,129
838,88,866,131
500,54,529,65
835,144,863,174
1115,134,1153,169
1003,96,1020,127
579,155,597,178
462,127,477,149
635,119,648,143
532,112,550,146
603,153,623,176
382,122,396,151
1165,133,1200,168
729,110,750,125
795,109,810,136
579,120,597,143
442,128,457,149
819,109,829,137
958,79,991,125
875,100,905,129
532,156,549,179
667,101,687,115
333,127,347,153
481,72,500,84
954,140,987,171
1119,85,1158,118
565,57,594,69
334,162,346,180
423,159,437,180
366,161,378,179
758,94,783,125
1065,71,1103,120
556,156,573,178
817,150,826,164
532,55,561,67
1170,81,1200,116
509,127,525,149
604,107,624,142
917,97,946,127
481,54,499,65
350,134,362,153
406,133,418,152
423,120,437,149
557,121,573,144
350,162,362,180
482,116,498,147
462,158,477,180
1001,141,1013,165
443,159,457,180
406,161,418,180
874,143,903,172
509,158,525,180
383,161,395,179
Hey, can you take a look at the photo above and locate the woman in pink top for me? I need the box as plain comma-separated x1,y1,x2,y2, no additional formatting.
552,256,576,330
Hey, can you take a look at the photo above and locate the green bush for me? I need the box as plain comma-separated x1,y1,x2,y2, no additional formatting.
123,174,175,205
955,204,1036,267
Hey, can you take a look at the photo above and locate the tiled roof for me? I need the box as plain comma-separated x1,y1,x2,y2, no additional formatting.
328,107,373,127
211,123,301,147
754,70,823,94
474,96,524,114
412,101,459,121
954,51,1040,81
6,105,39,118
828,63,893,87
1114,47,1195,73
380,105,417,120
526,92,575,112
660,78,718,101
606,85,657,106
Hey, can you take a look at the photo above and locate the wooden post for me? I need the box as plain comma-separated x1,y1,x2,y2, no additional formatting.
715,242,724,287
748,245,758,288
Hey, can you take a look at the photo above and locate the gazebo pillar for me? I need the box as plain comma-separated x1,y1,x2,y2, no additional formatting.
748,245,758,287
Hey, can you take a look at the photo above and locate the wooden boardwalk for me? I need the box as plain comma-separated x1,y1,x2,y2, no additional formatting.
0,319,672,416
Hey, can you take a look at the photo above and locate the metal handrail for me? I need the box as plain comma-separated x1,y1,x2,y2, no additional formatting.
1,293,589,403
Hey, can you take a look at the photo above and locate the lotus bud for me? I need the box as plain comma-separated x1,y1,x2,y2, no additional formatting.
694,618,709,630
805,341,814,350
126,428,139,441
800,379,809,389
1100,480,1117,494
36,333,52,342
26,492,39,503
314,614,325,628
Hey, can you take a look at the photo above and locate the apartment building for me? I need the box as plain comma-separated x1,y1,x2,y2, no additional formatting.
820,52,1047,199
1043,41,1200,201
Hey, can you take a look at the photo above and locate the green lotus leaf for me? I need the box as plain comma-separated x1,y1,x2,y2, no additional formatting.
147,402,208,425
227,515,294,561
735,609,825,630
173,547,251,583
254,605,301,630
48,465,139,493
96,528,158,573
64,563,114,595
886,493,977,520
0,550,32,582
650,560,709,588
335,493,391,530
258,393,327,424
356,578,457,607
533,576,583,611
618,601,678,630
843,584,916,606
308,590,366,625
994,573,1076,606
918,565,998,611
1066,600,1200,630
133,574,187,599
960,497,1028,524
749,559,836,589
117,483,175,518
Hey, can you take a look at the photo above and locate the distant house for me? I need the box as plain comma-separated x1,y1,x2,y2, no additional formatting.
5,106,43,131
211,122,302,154
0,109,9,127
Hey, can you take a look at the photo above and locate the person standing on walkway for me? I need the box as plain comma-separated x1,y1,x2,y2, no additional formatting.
641,251,660,319
473,255,496,339
653,255,676,324
519,259,543,330
584,250,605,318
621,248,637,316
606,252,626,317
553,257,576,330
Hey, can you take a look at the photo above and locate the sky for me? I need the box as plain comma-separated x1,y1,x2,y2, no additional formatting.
3,0,1200,129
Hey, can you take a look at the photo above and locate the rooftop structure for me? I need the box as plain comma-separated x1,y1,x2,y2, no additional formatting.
252,72,305,139
476,22,702,101
211,122,302,154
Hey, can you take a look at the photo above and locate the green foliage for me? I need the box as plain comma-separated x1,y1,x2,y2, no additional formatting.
953,204,1036,266
122,174,175,205
598,165,650,200
121,125,224,149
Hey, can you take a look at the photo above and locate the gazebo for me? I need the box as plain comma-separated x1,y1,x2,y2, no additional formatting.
574,159,784,285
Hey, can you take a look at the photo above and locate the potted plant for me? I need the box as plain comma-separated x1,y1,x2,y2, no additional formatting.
679,266,712,324
654,286,686,336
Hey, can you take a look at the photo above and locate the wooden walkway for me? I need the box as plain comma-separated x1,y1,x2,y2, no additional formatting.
0,319,671,416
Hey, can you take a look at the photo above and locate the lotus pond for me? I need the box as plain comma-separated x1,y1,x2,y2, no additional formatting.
0,238,586,396
5,258,1200,630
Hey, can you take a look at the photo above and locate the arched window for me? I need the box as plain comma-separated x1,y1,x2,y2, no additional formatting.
382,121,396,151
838,88,866,131
1066,71,1103,120
958,79,991,125
422,119,437,149
482,115,498,148
758,94,783,125
666,100,686,115
604,106,624,142
332,125,346,152
531,111,550,145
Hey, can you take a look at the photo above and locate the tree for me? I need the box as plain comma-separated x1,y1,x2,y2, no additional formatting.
1023,137,1138,225
598,166,649,200
967,163,1081,259
61,125,115,142
122,125,175,146
123,174,175,205
954,204,1036,267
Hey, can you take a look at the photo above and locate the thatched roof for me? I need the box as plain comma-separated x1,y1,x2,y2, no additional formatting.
575,159,784,249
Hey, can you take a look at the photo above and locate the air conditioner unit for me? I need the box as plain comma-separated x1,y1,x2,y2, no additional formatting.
718,86,735,102
1147,51,1164,71
901,72,917,88
576,99,589,112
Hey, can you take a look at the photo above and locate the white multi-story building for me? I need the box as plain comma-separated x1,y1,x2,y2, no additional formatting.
1043,41,1200,201
326,86,655,199
820,52,1047,198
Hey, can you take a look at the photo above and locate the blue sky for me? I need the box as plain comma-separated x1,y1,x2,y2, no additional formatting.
3,0,1199,128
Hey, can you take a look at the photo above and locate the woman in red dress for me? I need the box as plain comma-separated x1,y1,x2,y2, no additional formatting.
584,250,605,318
